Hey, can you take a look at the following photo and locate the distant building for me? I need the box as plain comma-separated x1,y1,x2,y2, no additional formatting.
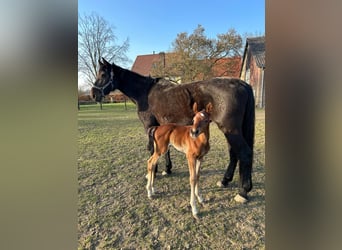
240,37,265,108
131,52,241,82
131,53,166,76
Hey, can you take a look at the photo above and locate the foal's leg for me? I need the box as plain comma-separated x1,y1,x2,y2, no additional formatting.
195,159,204,204
187,156,199,219
147,140,159,175
146,154,158,198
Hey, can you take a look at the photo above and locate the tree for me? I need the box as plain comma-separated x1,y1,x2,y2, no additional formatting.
151,25,242,82
78,12,130,87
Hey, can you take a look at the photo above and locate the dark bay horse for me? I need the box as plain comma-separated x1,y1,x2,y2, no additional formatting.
91,58,255,202
146,102,212,219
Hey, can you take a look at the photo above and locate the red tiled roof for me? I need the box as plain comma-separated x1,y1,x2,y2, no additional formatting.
131,53,162,76
131,53,241,78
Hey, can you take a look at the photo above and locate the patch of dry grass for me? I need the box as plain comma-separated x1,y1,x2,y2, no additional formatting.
78,103,265,249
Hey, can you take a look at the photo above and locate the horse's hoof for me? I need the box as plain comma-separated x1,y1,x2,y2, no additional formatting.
216,181,228,188
234,194,248,203
162,170,171,176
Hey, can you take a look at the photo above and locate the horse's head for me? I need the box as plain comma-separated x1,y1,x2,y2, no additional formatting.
90,57,116,102
190,102,213,138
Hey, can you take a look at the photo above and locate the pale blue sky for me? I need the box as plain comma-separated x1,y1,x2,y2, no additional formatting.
79,0,264,85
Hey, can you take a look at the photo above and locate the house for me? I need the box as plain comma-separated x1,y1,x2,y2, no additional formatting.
240,36,265,108
106,91,127,103
131,52,183,82
131,53,166,76
131,52,241,82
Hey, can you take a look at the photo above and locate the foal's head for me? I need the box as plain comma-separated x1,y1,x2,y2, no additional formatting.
190,102,213,138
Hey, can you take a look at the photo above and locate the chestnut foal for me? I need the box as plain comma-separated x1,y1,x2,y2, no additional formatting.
146,102,212,219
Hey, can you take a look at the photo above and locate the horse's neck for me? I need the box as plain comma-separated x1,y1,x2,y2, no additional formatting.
117,69,155,104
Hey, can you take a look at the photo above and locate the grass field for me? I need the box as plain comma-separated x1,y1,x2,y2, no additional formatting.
78,103,265,249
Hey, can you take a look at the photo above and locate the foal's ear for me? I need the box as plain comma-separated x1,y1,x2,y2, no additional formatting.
192,102,198,113
205,102,213,114
98,58,104,66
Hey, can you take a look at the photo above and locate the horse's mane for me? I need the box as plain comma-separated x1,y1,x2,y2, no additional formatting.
154,77,176,85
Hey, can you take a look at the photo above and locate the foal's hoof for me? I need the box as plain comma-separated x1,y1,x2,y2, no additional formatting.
193,214,200,220
234,194,248,203
147,193,155,199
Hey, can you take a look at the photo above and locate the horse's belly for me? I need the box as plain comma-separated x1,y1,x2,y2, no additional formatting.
149,86,194,125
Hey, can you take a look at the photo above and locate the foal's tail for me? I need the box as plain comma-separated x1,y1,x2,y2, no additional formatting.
147,126,157,154
243,84,255,155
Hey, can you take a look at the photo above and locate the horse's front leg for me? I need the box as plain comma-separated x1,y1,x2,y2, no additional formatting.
195,159,204,204
162,149,172,175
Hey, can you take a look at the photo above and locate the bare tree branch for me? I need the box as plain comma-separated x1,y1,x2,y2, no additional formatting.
78,12,131,87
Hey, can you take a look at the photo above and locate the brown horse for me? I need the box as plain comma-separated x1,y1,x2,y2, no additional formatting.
91,58,255,202
146,102,212,219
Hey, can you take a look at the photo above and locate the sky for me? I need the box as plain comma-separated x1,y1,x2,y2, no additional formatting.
78,0,265,86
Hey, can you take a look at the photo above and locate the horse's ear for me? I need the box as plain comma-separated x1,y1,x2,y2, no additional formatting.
98,59,103,66
102,57,111,66
205,102,213,114
192,102,198,113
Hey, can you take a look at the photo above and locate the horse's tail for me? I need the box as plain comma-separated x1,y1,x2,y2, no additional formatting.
243,84,255,156
147,126,157,154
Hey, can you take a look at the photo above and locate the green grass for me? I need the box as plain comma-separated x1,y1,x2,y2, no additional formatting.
78,103,265,249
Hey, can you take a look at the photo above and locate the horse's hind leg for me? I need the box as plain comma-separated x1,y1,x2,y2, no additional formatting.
224,133,253,202
162,150,172,175
219,142,238,187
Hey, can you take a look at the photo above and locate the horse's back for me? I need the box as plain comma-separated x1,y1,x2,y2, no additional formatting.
148,77,254,135
189,78,252,132
149,84,194,125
